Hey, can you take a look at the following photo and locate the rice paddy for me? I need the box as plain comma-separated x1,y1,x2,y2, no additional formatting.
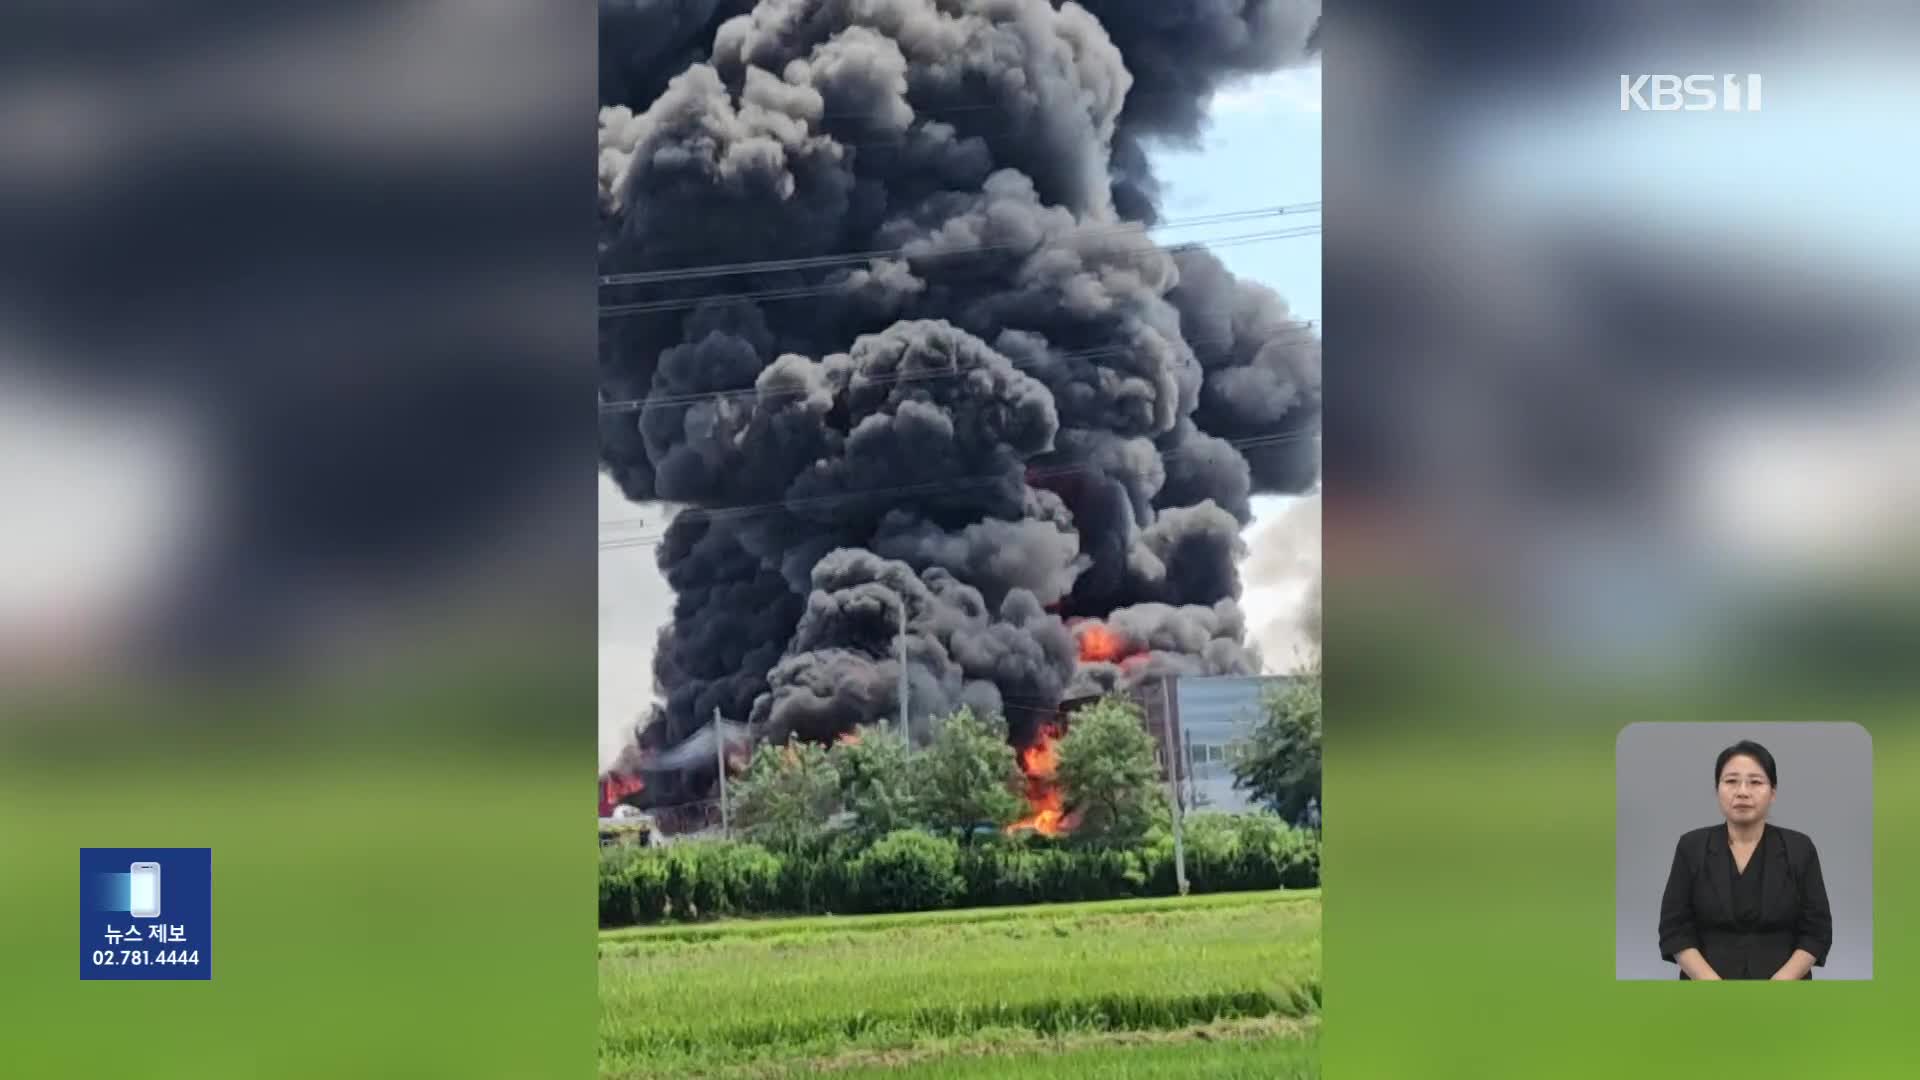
598,888,1320,1078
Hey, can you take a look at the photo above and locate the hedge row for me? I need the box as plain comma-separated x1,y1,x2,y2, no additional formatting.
599,814,1318,926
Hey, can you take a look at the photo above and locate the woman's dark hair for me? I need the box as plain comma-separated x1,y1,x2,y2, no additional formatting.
1715,740,1778,787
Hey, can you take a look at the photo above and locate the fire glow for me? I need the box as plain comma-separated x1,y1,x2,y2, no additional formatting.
1077,623,1127,663
1074,620,1154,671
1004,624,1158,835
1007,721,1068,836
599,772,645,817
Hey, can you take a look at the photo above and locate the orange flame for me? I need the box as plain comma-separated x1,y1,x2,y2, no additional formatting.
1007,722,1069,836
1077,623,1128,663
598,772,646,816
1021,735,1059,776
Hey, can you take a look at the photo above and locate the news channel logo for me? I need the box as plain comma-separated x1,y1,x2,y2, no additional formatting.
1620,74,1764,112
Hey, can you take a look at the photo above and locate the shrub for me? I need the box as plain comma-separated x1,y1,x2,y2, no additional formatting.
599,846,641,927
1181,815,1245,889
957,843,1046,908
663,846,702,921
777,836,861,914
699,841,784,916
595,813,1319,926
625,854,672,922
856,830,964,913
1176,813,1322,893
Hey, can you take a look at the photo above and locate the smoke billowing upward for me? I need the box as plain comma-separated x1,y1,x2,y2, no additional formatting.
600,0,1321,796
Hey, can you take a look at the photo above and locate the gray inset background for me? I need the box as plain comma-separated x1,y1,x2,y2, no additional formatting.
1616,722,1873,980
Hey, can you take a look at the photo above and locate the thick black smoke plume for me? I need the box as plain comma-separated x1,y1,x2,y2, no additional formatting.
600,0,1321,797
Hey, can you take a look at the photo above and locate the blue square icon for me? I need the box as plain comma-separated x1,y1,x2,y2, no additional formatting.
80,848,212,980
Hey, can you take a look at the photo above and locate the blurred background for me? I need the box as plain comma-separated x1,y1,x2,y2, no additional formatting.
0,4,594,1076
1326,1,1918,1075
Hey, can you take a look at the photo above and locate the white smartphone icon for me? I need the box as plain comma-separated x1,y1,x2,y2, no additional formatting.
129,862,162,918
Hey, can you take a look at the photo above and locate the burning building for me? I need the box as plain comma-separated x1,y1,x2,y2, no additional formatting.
1003,670,1193,838
598,0,1321,811
598,771,647,818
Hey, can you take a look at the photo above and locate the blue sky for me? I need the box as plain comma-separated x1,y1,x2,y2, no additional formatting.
1154,64,1323,321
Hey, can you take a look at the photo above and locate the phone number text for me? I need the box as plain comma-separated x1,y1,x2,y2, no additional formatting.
89,950,200,966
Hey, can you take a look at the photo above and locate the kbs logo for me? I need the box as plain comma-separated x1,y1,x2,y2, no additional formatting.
1619,74,1763,112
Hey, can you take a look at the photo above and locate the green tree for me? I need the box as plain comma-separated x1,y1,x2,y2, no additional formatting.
1054,695,1163,846
729,739,840,855
1232,666,1322,822
914,706,1024,844
829,724,921,841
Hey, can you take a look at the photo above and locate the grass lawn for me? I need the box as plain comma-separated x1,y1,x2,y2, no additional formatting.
599,889,1320,1079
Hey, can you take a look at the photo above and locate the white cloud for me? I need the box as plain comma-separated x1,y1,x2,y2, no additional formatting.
599,473,675,769
1240,492,1322,674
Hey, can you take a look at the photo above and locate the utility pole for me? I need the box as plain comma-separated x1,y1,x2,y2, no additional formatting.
1182,728,1199,809
896,596,910,747
713,707,730,838
1160,676,1187,895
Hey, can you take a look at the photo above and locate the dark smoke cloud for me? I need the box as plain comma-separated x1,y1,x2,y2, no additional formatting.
1074,0,1320,137
753,548,1078,744
1170,247,1323,493
601,0,1320,785
872,502,1088,611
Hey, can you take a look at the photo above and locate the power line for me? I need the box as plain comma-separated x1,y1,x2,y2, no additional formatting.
598,224,1321,317
790,86,1320,125
607,80,1322,129
598,429,1314,545
595,427,1318,551
597,323,1319,415
606,424,1313,538
596,224,1322,319
598,203,1319,288
595,317,1320,530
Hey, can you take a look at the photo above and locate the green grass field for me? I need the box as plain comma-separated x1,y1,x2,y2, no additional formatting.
598,889,1321,1079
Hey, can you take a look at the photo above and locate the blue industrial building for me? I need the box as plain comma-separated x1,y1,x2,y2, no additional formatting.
1170,674,1300,816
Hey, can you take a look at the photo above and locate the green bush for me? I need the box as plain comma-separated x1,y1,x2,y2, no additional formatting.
599,846,640,927
954,840,1152,906
598,845,679,926
626,854,671,923
677,846,719,920
595,812,1318,926
777,837,860,914
1174,814,1322,893
856,830,964,913
957,843,1045,907
702,842,784,916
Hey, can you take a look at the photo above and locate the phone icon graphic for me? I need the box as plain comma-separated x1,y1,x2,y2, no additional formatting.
129,862,162,918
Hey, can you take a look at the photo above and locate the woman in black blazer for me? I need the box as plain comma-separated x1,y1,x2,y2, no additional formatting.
1658,740,1834,980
